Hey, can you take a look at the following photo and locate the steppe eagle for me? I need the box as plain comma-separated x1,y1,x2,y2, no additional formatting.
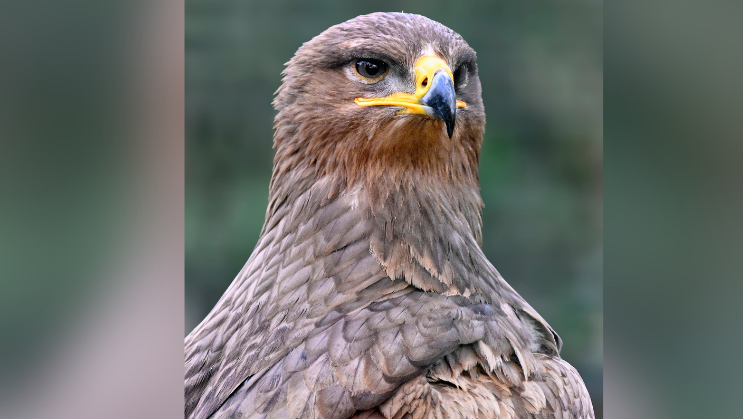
185,12,594,419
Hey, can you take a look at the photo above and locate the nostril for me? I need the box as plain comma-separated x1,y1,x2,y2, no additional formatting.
421,77,428,87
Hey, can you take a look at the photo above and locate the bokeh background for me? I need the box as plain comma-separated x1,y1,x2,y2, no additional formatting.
1,1,740,419
186,0,603,414
0,0,740,418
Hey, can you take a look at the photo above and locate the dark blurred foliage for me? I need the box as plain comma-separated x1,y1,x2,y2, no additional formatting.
604,0,741,417
186,0,603,413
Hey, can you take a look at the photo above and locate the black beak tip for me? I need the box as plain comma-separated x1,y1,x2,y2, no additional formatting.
446,119,455,138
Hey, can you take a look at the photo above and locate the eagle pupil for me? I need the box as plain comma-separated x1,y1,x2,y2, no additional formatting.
356,59,386,79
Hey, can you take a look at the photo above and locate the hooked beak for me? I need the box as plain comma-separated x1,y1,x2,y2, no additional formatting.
355,56,466,138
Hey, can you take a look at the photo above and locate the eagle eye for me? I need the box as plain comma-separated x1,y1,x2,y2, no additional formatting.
354,59,388,81
453,63,469,89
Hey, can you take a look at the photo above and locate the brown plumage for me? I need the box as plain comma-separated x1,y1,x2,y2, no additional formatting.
185,12,594,419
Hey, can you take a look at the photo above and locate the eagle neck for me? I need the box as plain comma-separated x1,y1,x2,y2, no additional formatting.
259,166,562,354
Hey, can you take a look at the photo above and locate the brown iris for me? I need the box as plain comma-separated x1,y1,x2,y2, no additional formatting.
354,59,388,81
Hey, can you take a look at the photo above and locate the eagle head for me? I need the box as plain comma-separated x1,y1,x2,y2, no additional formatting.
272,12,486,200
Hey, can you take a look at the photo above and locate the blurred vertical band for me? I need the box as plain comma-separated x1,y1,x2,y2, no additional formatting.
604,0,741,418
0,0,184,418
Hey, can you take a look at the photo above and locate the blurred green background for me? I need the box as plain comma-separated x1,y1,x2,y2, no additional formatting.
186,0,602,414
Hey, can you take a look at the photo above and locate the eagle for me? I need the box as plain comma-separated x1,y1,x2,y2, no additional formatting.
185,12,594,419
